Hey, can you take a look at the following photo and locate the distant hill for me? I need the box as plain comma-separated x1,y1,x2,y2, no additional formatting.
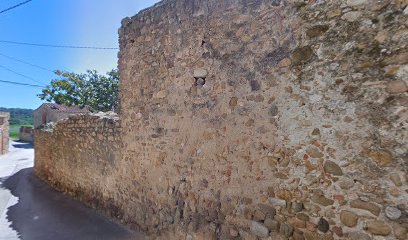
0,107,34,125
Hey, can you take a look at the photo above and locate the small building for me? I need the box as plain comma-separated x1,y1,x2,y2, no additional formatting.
0,112,10,155
33,103,90,128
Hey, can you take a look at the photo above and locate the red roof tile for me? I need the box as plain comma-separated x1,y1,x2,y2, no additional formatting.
38,103,90,113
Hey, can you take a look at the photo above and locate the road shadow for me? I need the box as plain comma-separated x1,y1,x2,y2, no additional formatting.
0,168,143,240
11,141,33,149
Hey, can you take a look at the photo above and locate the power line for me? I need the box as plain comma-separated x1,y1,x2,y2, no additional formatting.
0,0,32,15
0,79,44,88
0,64,46,85
0,52,54,73
0,40,119,50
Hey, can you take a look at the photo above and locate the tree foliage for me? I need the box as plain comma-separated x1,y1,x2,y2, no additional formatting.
38,69,119,112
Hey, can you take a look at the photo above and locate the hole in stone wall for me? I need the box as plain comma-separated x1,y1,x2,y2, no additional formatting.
193,69,208,87
194,77,206,87
201,40,206,46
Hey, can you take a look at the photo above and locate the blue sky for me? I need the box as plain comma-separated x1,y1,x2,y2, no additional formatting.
0,0,159,109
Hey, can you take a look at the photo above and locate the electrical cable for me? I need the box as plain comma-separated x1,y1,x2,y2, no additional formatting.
0,64,46,85
0,51,54,73
0,79,44,88
0,40,119,50
0,0,32,15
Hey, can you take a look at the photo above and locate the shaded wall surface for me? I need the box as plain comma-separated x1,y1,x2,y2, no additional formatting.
19,126,34,143
33,104,90,129
0,112,10,155
33,109,70,129
36,0,408,239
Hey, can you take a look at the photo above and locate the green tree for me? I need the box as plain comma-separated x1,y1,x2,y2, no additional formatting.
38,69,119,112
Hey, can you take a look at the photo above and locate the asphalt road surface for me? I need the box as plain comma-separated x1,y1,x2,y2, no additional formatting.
0,141,143,240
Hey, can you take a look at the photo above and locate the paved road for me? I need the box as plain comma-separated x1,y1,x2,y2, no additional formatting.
0,141,143,240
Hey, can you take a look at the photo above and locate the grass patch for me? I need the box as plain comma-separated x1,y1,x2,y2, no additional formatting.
9,125,33,140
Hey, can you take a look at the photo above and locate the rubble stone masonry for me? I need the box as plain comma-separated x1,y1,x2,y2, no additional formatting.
34,113,122,216
35,0,408,239
0,112,9,155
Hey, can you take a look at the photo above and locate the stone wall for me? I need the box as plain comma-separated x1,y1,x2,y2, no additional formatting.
19,126,34,143
35,0,408,239
34,113,122,214
117,0,408,239
0,112,9,155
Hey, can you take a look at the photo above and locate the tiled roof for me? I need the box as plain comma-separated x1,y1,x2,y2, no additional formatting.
37,103,90,113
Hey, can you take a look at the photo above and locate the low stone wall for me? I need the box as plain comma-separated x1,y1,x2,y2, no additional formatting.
34,113,122,217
